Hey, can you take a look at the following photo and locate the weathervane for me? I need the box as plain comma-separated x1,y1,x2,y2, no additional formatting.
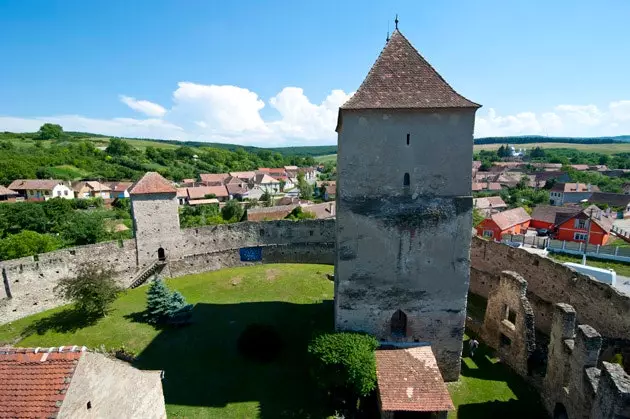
395,14,399,30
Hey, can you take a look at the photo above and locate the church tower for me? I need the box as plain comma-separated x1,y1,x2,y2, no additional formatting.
334,29,481,381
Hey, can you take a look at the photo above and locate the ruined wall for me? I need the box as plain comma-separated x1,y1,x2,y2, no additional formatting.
481,271,536,377
542,303,630,419
471,237,630,340
0,240,137,324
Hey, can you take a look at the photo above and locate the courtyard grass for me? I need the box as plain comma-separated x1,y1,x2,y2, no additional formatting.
0,264,547,418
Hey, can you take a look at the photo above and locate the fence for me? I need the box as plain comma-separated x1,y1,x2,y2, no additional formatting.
500,234,549,249
546,239,630,263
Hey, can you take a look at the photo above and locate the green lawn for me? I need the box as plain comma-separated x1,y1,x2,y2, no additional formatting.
549,252,630,276
0,264,546,418
48,165,91,179
448,335,547,418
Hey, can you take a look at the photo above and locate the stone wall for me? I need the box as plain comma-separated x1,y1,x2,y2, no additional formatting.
0,239,137,324
471,237,630,340
0,220,336,326
481,271,536,377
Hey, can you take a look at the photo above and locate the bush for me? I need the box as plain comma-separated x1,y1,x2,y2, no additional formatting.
308,332,379,399
237,323,284,363
55,263,122,317
285,206,316,220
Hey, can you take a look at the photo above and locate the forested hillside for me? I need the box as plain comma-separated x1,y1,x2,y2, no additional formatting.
0,127,319,184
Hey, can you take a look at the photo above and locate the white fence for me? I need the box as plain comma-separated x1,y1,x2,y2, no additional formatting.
547,239,630,263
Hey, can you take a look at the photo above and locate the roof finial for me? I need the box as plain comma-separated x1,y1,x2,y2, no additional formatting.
386,20,390,42
395,14,399,30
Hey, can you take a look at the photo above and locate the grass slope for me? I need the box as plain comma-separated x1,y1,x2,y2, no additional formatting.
0,264,546,418
474,142,630,155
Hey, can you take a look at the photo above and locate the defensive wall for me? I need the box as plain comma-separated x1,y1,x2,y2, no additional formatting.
0,220,335,324
2,223,630,349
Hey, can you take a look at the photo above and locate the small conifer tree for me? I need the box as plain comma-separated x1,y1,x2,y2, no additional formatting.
146,279,171,324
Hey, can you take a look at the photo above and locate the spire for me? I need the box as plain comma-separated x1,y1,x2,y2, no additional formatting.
340,30,480,110
395,14,399,30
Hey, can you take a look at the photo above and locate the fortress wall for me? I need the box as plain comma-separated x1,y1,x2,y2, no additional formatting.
470,237,630,340
0,239,137,324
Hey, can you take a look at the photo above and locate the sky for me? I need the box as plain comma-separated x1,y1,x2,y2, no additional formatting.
0,0,629,146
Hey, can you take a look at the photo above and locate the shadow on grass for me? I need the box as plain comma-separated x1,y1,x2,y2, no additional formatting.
133,299,335,419
457,336,549,419
22,308,101,336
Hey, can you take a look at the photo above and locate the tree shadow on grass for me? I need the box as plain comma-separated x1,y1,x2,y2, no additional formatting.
22,308,101,336
132,300,334,419
456,336,549,419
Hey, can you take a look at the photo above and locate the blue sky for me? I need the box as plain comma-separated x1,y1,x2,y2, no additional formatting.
1,0,629,145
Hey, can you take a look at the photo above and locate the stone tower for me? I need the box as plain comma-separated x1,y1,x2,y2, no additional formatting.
334,29,481,381
130,172,182,267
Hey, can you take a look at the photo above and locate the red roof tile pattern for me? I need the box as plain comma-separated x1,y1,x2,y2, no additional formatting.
187,186,228,199
199,173,229,185
247,205,297,221
129,172,177,195
108,181,133,193
0,185,18,196
531,205,580,224
550,182,600,193
341,30,480,111
473,196,507,210
490,207,531,230
7,179,66,191
376,347,454,412
0,346,85,418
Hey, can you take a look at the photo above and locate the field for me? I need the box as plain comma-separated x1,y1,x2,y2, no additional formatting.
0,264,544,418
315,153,337,163
474,142,630,155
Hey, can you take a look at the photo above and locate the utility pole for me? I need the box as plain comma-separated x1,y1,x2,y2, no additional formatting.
583,206,594,265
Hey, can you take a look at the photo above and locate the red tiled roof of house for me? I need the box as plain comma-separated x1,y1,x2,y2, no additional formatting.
490,207,531,230
186,186,228,199
176,188,188,199
550,182,600,193
109,181,133,193
0,185,18,196
129,172,176,195
473,196,507,210
0,346,85,418
531,205,580,224
199,173,229,185
225,184,248,196
247,205,297,221
340,30,479,111
376,347,454,412
570,164,590,171
7,179,66,191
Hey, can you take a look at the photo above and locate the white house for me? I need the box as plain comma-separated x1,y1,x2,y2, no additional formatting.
8,179,75,201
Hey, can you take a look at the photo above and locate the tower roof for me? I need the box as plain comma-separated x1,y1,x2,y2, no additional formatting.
129,172,177,195
340,30,480,111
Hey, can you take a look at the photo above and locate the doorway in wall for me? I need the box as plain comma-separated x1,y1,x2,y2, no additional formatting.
157,247,166,261
391,309,408,338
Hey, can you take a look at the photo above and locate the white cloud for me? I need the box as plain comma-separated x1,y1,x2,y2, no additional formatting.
1,84,628,145
119,95,167,117
475,101,630,138
610,100,630,121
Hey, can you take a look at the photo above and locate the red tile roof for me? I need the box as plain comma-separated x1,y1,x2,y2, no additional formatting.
490,207,531,230
473,196,507,210
247,205,297,221
186,185,228,199
108,181,133,193
531,205,580,224
7,179,66,191
129,172,177,195
0,346,85,418
199,173,229,185
340,30,480,111
550,182,600,193
376,347,454,412
0,185,18,196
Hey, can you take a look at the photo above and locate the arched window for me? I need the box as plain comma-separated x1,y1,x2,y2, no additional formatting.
157,247,166,261
391,310,407,337
403,173,410,187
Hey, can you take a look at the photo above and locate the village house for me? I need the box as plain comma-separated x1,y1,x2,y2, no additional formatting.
549,182,599,206
316,180,336,201
200,173,229,186
530,205,581,230
229,171,257,183
107,181,133,199
253,173,281,194
586,192,630,219
7,179,75,201
472,181,502,192
185,185,229,203
570,164,590,171
176,187,188,205
72,181,112,200
0,346,166,418
226,183,249,200
473,196,507,217
554,205,614,246
476,207,531,240
0,185,18,202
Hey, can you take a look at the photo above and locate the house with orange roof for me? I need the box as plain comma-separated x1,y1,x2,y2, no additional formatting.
8,179,75,201
0,346,166,418
476,207,531,240
0,185,18,202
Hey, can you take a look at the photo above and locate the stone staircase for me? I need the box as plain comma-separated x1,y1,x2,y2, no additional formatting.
129,261,165,289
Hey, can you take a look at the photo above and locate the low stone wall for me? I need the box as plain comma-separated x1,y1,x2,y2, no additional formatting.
470,237,630,341
0,239,138,324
